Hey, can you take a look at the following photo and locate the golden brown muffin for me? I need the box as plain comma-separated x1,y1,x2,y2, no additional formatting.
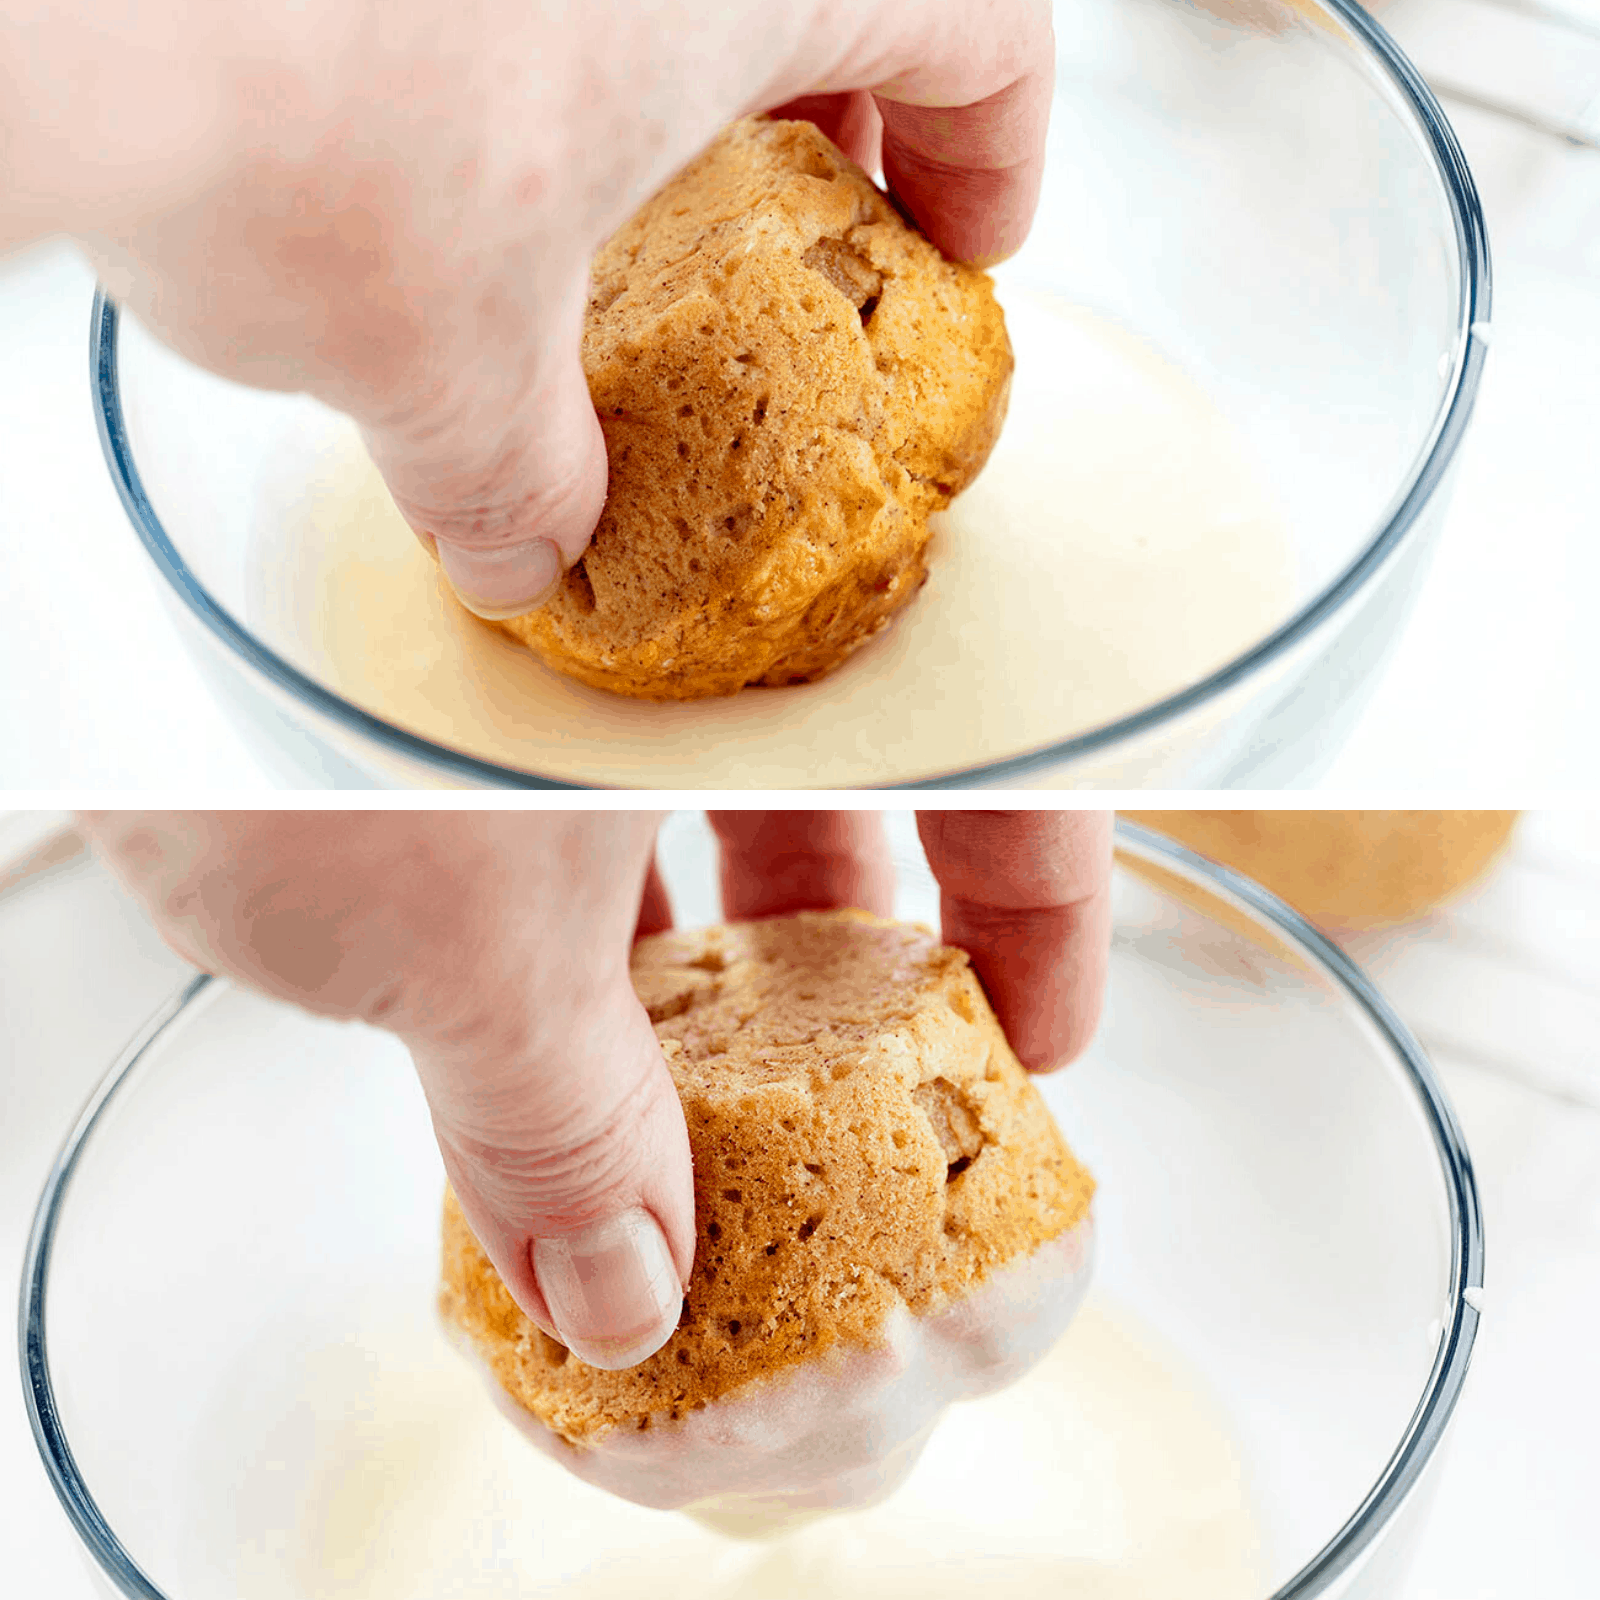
1122,811,1519,932
495,117,1013,699
440,911,1093,1445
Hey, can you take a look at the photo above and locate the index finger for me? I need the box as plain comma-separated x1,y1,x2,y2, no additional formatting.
877,70,1052,267
708,810,896,922
916,809,1113,1070
776,0,1055,265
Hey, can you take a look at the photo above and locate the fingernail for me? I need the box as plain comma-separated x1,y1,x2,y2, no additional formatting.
438,538,564,620
532,1208,682,1370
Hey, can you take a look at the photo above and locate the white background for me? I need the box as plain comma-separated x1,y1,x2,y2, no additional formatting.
1,42,1598,789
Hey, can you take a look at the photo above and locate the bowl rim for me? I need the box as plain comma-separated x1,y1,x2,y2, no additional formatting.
19,822,1484,1598
89,0,1491,790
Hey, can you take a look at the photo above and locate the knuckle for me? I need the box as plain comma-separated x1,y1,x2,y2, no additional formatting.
432,1027,668,1228
925,811,1109,911
370,408,603,554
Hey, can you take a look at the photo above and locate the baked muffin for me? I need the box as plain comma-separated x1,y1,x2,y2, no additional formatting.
440,911,1095,1528
1123,810,1519,931
495,117,1013,699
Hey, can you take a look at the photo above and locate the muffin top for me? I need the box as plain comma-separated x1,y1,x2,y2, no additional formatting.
495,117,1012,699
440,911,1093,1442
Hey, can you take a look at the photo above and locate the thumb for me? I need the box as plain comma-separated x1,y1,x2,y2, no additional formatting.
409,968,694,1370
363,275,608,621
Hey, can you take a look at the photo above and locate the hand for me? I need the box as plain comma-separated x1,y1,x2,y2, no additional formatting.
81,807,1110,1369
5,0,1052,617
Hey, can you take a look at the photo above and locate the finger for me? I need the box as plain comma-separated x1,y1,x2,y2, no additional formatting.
417,975,693,1371
767,90,884,175
363,274,609,621
708,811,896,920
83,807,692,1370
877,70,1052,267
410,827,692,1371
917,810,1113,1070
416,818,692,1372
635,855,674,941
765,0,1055,265
86,145,610,626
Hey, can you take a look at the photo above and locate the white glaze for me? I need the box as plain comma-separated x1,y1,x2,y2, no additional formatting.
264,289,1296,787
213,1288,1269,1599
464,1218,1094,1534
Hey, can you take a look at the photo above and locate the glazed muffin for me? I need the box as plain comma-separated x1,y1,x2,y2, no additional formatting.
495,117,1013,699
1123,811,1519,931
440,911,1095,1527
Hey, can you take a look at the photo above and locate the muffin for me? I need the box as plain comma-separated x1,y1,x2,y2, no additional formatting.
1122,811,1519,931
440,911,1095,1528
495,116,1013,699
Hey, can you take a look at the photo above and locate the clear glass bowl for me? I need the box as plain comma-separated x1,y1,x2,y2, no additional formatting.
91,0,1488,789
21,822,1483,1597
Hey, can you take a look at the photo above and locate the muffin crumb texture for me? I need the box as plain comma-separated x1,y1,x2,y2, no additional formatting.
495,116,1013,699
439,911,1092,1443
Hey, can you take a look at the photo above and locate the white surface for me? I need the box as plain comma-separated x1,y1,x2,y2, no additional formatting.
1,69,1598,789
2,811,1596,1595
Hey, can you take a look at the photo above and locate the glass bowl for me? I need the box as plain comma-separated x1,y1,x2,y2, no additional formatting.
91,0,1488,789
21,820,1483,1597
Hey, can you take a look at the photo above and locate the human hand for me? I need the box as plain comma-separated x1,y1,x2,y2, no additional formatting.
7,0,1052,617
81,807,1109,1372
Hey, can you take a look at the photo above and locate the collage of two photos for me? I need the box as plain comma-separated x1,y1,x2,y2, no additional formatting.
2,2,1596,1599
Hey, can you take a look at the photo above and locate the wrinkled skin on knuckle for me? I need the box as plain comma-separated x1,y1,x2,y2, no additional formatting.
423,997,671,1232
920,811,1097,911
